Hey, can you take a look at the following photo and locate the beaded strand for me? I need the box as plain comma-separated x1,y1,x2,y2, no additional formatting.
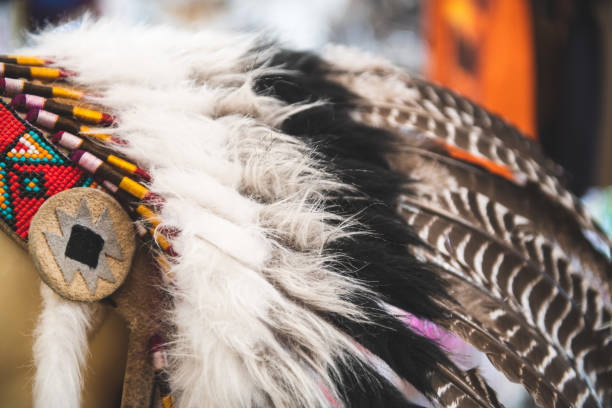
25,108,117,143
0,55,51,66
13,94,115,125
0,78,85,100
52,131,150,181
150,335,176,408
0,62,73,81
70,150,157,202
98,180,175,257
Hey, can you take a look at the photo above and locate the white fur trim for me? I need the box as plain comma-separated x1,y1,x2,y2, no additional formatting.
33,284,100,408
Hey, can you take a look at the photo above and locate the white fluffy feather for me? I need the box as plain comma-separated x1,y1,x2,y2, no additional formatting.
33,284,100,408
24,19,376,407
323,44,421,106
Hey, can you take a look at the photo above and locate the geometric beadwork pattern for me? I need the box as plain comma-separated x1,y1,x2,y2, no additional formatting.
0,100,93,241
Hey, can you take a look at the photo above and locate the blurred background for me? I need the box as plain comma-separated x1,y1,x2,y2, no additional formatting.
0,1,611,406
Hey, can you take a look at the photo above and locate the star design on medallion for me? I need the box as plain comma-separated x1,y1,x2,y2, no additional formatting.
43,197,124,294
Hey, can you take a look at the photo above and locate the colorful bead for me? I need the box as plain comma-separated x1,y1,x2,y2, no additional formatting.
52,131,83,150
0,78,85,100
135,204,160,228
27,108,75,133
108,183,174,256
0,62,73,80
0,100,91,240
150,335,175,408
71,150,156,202
0,55,51,66
12,94,115,125
27,109,118,144
52,131,150,181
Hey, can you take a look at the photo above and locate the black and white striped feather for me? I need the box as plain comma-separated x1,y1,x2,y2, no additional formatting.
315,49,612,407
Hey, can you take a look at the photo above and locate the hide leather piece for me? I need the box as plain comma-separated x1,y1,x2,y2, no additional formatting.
28,187,135,302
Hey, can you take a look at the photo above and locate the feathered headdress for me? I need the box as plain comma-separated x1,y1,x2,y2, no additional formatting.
0,18,610,408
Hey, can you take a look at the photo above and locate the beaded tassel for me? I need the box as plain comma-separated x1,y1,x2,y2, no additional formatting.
26,108,89,134
132,207,175,257
52,131,150,181
0,55,51,66
12,94,115,125
0,78,85,100
133,220,176,284
25,109,116,143
134,203,161,228
70,150,156,201
107,182,176,257
150,335,176,408
0,62,73,80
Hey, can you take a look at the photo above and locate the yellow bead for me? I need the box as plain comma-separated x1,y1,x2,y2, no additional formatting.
161,395,175,408
119,177,148,200
52,87,84,100
107,155,137,173
136,204,161,228
30,66,62,80
9,55,47,66
73,106,103,123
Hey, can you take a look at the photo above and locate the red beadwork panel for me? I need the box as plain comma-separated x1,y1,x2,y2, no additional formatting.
0,100,92,240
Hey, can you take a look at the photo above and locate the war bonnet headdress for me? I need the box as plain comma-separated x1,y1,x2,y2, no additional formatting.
2,18,611,408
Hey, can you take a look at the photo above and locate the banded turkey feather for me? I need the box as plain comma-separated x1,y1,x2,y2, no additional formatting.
317,47,612,406
8,20,611,408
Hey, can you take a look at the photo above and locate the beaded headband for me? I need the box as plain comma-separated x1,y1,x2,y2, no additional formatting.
0,55,175,407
